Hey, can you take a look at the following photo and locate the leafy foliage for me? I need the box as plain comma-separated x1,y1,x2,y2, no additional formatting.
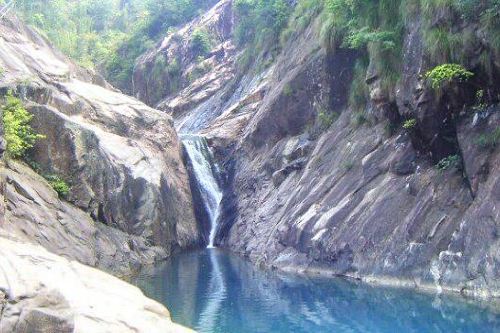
234,0,292,70
13,0,500,107
402,118,417,130
234,0,291,46
280,0,323,45
45,174,70,197
318,109,338,130
191,29,212,58
25,158,71,198
2,92,44,158
14,0,216,91
424,64,474,89
436,154,461,171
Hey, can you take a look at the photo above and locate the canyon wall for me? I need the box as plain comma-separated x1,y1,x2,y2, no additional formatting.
0,14,202,333
0,15,204,274
134,0,500,297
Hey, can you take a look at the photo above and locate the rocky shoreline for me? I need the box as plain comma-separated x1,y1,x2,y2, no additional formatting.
0,236,194,333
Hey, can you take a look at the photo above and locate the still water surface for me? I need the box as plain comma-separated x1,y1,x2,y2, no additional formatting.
134,249,500,333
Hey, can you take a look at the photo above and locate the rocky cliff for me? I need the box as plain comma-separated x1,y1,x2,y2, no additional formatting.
0,14,201,333
134,0,500,298
0,15,204,273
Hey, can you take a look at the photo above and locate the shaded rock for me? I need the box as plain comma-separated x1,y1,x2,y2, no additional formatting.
457,109,500,195
2,160,168,276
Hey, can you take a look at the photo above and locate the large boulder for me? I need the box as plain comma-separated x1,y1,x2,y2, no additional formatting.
2,160,168,275
0,237,194,333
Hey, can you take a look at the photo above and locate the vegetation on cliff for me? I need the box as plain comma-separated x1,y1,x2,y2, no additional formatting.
1,91,70,197
13,0,216,91
13,0,499,115
1,92,43,158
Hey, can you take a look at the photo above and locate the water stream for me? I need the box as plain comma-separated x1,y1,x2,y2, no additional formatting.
181,135,223,247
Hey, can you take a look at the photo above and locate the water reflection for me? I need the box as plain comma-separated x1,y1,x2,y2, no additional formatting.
134,249,500,333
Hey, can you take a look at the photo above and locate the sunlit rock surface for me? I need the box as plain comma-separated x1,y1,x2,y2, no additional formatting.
0,237,194,333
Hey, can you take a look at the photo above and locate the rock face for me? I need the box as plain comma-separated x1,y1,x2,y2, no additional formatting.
0,14,198,332
2,160,168,275
134,0,237,132
0,15,203,271
0,112,4,225
0,236,194,333
135,0,500,297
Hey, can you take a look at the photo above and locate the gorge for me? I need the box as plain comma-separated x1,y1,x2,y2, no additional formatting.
0,0,500,332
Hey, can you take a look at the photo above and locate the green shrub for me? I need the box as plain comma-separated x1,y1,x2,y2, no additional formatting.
233,0,291,69
424,64,474,89
344,27,397,50
423,27,463,64
45,174,70,197
24,158,70,198
280,0,323,45
476,127,500,148
166,59,181,76
190,29,212,58
403,118,417,130
2,92,45,158
318,109,338,130
436,154,461,171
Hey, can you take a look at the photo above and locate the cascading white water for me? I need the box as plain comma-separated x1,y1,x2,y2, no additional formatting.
182,135,223,248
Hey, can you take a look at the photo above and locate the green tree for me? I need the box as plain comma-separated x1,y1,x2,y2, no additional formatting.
191,29,211,57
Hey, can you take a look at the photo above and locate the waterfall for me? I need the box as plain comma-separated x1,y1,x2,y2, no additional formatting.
182,135,223,248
